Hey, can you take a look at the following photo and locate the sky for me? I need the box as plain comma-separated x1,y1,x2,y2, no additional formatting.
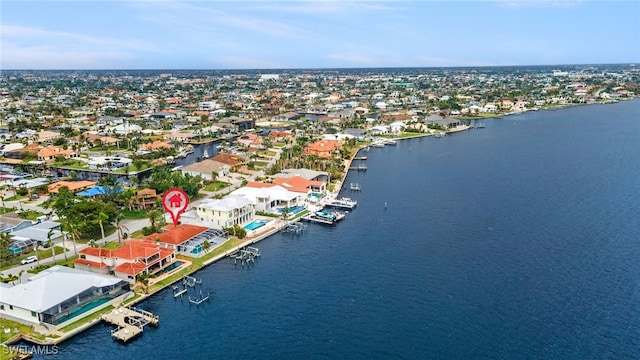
1,0,639,70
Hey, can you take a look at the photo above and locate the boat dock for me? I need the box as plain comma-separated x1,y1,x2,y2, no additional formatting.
281,222,308,235
229,246,261,265
349,165,368,171
102,306,159,343
353,156,367,160
350,183,361,191
189,290,211,305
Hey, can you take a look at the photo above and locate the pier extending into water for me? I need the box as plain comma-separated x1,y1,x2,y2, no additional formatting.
101,306,159,343
350,183,361,191
349,165,368,171
229,246,261,265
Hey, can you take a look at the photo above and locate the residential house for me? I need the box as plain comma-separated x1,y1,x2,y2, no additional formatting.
272,175,326,194
48,180,96,194
0,266,130,327
210,153,246,172
74,239,176,283
236,133,264,149
303,140,341,158
144,224,226,257
134,188,158,210
181,159,230,181
231,182,302,213
37,130,62,144
37,146,79,162
195,196,254,229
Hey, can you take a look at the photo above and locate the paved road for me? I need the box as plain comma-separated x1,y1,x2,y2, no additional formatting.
2,148,283,278
1,217,150,278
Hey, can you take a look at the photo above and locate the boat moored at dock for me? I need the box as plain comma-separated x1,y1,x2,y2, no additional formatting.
302,209,345,225
325,197,357,210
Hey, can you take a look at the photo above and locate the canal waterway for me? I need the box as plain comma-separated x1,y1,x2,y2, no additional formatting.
29,99,640,359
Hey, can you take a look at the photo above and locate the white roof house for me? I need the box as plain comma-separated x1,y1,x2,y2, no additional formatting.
230,185,301,213
107,123,142,135
195,195,255,229
0,266,129,327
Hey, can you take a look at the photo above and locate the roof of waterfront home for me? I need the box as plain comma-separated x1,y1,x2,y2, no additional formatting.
0,266,124,312
197,195,252,212
144,224,209,246
48,180,96,194
272,176,324,193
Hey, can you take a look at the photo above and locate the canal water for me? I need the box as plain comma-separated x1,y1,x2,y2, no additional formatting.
28,99,640,359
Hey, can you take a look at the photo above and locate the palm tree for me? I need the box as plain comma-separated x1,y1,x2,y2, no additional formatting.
97,211,108,242
65,220,80,256
113,213,129,243
47,229,57,265
280,207,291,222
148,209,164,231
59,227,68,262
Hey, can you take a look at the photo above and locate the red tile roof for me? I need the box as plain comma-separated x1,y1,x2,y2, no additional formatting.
114,261,147,276
272,176,323,193
113,239,163,260
74,258,108,268
144,224,209,245
79,247,113,257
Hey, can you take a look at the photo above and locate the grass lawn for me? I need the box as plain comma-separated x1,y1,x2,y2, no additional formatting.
257,150,276,157
120,209,149,219
0,246,68,271
204,181,230,192
16,209,45,221
0,207,17,215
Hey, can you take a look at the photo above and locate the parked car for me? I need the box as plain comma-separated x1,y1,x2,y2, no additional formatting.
21,255,38,265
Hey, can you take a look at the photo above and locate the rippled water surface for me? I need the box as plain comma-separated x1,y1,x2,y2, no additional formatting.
33,100,640,359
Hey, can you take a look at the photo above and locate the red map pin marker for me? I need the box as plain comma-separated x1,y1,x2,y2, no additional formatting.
162,188,189,227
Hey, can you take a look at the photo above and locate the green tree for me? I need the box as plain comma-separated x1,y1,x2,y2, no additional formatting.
0,232,12,264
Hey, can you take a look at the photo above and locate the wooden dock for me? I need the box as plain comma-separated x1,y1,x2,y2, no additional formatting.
102,306,159,343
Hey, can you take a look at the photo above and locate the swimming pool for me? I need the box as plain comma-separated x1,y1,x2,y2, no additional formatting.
56,297,112,324
244,219,269,231
156,261,184,275
278,205,305,214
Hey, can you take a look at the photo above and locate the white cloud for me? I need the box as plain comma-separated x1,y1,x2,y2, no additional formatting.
130,1,310,39
1,42,137,69
2,25,159,52
0,25,161,69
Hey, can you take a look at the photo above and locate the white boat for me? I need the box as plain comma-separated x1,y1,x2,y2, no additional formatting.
203,149,209,158
327,197,358,210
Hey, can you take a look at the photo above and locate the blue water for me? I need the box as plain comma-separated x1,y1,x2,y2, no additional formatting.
244,220,269,231
30,100,640,359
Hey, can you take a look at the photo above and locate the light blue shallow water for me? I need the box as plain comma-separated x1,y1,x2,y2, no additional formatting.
29,99,640,359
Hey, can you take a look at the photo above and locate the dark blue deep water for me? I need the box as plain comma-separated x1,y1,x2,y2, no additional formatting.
35,100,640,359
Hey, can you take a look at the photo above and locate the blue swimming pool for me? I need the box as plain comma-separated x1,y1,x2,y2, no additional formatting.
56,297,112,324
244,219,269,231
278,205,305,214
156,261,184,274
